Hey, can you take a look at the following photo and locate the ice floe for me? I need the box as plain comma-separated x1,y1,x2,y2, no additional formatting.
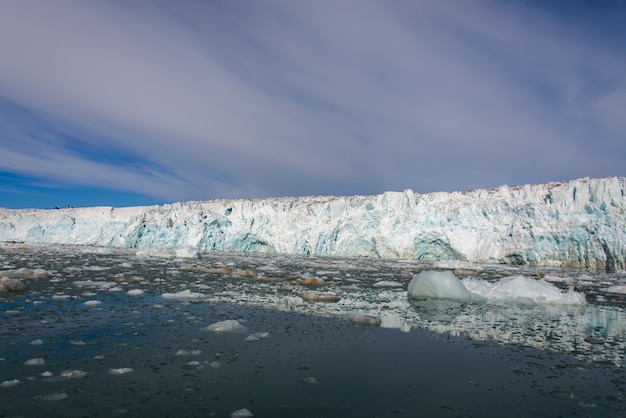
1,379,20,388
230,408,254,418
204,319,245,333
408,270,587,305
161,289,206,299
108,368,134,375
24,358,45,366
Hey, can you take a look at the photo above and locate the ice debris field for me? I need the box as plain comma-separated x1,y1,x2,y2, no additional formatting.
1,177,626,416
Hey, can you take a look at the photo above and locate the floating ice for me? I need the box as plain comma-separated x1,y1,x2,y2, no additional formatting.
83,300,102,307
60,370,88,379
230,408,254,418
38,391,68,401
127,289,144,296
347,313,382,327
161,289,206,299
30,339,43,345
0,277,26,292
204,319,245,333
0,268,50,279
175,247,202,258
408,271,476,300
1,379,20,388
301,291,341,302
408,270,586,305
74,280,117,289
463,275,587,305
108,367,134,375
245,332,269,342
605,285,626,294
24,358,45,366
373,280,403,288
175,349,202,356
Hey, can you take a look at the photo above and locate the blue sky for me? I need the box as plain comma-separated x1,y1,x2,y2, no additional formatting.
0,0,624,209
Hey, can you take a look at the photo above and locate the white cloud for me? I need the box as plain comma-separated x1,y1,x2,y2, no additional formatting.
0,0,624,205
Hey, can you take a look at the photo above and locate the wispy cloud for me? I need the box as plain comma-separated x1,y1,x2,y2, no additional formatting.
0,0,624,207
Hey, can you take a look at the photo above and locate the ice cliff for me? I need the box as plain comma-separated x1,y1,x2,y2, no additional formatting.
1,177,624,271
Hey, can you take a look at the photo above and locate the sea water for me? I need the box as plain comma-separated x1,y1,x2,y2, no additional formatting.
0,243,625,417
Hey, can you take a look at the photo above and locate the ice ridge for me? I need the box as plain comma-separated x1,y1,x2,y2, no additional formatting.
0,176,624,271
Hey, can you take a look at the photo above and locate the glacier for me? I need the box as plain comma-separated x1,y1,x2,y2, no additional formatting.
0,176,624,271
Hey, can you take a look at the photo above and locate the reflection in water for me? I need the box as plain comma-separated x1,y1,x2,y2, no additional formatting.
410,299,626,366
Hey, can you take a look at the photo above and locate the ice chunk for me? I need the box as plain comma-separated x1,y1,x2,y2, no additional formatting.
175,247,201,258
605,285,626,294
74,280,117,289
38,391,68,401
372,280,403,288
83,300,102,307
230,408,254,418
347,313,382,327
24,358,45,366
245,332,269,342
60,370,88,379
108,367,134,375
161,289,206,299
127,289,145,296
462,276,587,305
175,349,202,356
0,268,50,279
204,319,245,333
407,271,475,300
1,379,20,388
0,277,26,292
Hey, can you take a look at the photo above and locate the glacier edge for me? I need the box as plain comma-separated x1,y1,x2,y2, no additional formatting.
0,176,624,271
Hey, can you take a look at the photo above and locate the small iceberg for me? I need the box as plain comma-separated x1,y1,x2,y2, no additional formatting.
408,270,586,305
204,319,245,333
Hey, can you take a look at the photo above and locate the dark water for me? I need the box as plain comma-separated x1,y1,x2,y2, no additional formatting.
1,244,625,417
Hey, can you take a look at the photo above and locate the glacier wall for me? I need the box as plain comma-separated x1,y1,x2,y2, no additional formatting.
1,177,624,271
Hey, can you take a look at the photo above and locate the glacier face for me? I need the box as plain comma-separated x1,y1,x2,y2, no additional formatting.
0,176,624,271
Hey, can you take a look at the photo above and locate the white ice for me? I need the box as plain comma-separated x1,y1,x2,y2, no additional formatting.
204,319,245,333
1,176,624,271
408,270,586,305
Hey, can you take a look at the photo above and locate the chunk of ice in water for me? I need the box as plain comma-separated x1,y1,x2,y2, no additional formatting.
24,358,45,366
161,289,205,299
373,280,403,288
83,300,102,307
39,391,68,401
108,368,134,375
1,379,20,388
60,370,88,379
408,270,586,305
204,319,245,333
245,332,269,342
347,313,382,327
127,289,144,296
230,408,254,418
605,285,626,294
407,271,475,300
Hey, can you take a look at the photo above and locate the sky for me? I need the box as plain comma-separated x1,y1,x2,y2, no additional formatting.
0,0,625,209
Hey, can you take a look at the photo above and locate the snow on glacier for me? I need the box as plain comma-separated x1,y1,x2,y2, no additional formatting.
0,176,624,271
